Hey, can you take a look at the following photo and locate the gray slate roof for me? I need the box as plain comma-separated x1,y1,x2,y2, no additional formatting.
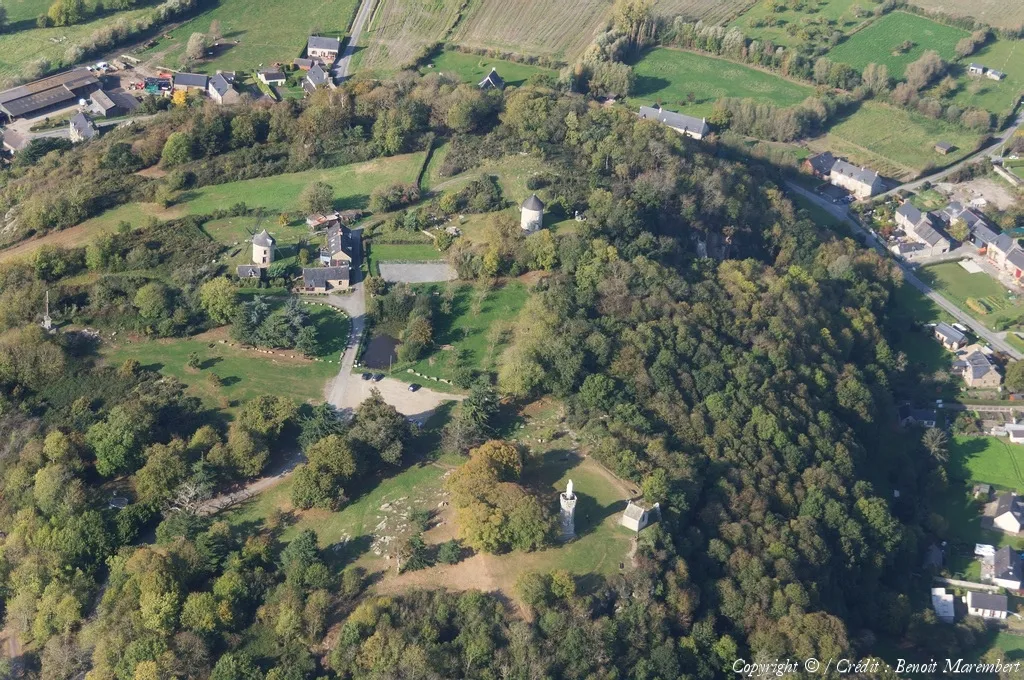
326,224,355,258
992,233,1016,254
259,69,286,81
209,73,235,97
806,151,836,175
637,106,710,135
969,591,1008,611
1007,249,1024,270
522,194,544,211
236,265,262,278
174,73,208,88
963,350,997,381
252,229,275,247
69,112,97,139
307,63,329,86
478,68,505,90
303,265,349,287
995,545,1021,582
308,35,341,52
0,68,98,118
935,322,966,345
996,492,1018,518
935,141,953,151
831,159,879,187
623,502,647,521
91,89,116,112
897,202,923,224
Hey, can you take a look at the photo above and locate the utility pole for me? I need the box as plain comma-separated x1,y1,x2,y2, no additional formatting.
41,290,52,331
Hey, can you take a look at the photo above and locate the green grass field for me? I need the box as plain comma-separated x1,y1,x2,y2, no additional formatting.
951,436,1024,493
734,0,865,49
139,0,359,74
367,242,442,274
100,323,342,414
630,48,813,115
0,6,154,82
920,261,1024,329
827,11,968,74
3,0,53,23
388,282,530,381
948,38,1024,118
423,50,556,88
822,102,983,178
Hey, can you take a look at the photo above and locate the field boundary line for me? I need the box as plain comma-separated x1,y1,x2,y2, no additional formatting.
653,45,817,92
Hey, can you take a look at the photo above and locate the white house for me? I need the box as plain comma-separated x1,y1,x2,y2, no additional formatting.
967,591,1008,619
620,501,655,533
257,69,286,87
992,545,1022,590
1007,424,1024,444
252,229,276,266
520,194,544,233
637,105,711,140
993,492,1023,533
931,587,955,623
307,35,341,63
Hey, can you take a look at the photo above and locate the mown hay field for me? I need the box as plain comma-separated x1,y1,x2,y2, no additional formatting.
451,0,613,62
820,101,983,179
908,0,1024,30
355,0,463,73
654,0,756,23
139,0,358,74
827,11,968,74
631,47,813,115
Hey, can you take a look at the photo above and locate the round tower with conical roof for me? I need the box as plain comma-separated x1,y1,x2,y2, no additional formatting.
520,194,544,233
252,229,276,266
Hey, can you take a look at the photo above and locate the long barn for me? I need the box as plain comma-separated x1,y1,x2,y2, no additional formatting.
0,68,100,122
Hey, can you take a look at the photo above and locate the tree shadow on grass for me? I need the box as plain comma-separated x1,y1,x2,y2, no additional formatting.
324,534,372,570
140,362,165,373
631,75,671,99
200,356,223,370
219,375,241,387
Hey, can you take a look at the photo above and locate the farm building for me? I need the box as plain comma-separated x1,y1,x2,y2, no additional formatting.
637,105,710,140
294,58,316,70
307,35,341,62
987,69,1006,81
302,265,349,292
89,89,139,118
208,73,240,105
935,141,953,155
68,112,98,143
0,68,100,122
520,194,544,233
934,322,967,350
803,151,836,178
478,68,505,90
173,73,208,91
828,160,883,199
966,591,1007,620
992,546,1022,590
969,63,986,75
252,230,276,266
258,70,286,86
320,224,357,265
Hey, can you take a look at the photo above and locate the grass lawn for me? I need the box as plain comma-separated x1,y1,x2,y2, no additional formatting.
0,6,153,82
630,47,813,116
100,325,341,414
821,102,984,179
919,261,1024,329
138,0,359,74
423,50,556,87
367,242,442,274
426,148,550,202
733,0,865,49
888,282,955,374
950,436,1024,492
910,187,948,211
948,38,1024,118
827,11,968,74
388,281,529,381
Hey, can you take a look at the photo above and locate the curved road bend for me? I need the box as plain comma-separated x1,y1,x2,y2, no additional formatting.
784,181,1023,360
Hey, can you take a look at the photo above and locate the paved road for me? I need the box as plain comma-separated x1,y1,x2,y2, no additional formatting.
785,181,1023,360
874,110,1024,200
333,0,375,81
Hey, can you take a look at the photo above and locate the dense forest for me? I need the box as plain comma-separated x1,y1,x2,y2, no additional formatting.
0,68,1003,678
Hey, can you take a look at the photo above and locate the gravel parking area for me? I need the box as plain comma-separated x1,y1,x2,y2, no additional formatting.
379,263,457,283
335,375,463,423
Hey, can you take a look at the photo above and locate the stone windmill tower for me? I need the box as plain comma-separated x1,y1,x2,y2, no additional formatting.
559,479,577,541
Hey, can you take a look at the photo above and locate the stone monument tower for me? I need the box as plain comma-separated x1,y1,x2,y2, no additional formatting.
559,479,577,541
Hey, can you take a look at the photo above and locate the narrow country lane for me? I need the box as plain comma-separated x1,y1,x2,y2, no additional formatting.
333,0,376,81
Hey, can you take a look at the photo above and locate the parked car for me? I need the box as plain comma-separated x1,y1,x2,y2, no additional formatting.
408,384,420,392
372,373,384,382
361,373,372,381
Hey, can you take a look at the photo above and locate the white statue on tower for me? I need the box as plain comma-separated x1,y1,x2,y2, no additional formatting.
559,478,577,541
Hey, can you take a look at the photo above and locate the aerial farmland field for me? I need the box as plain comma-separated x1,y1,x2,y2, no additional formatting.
654,0,756,23
424,50,556,87
631,47,813,115
908,0,1024,30
733,0,867,49
355,0,463,73
827,11,968,74
451,0,613,62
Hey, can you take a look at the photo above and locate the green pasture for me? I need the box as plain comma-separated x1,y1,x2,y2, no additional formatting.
733,0,865,49
827,11,968,74
423,50,556,87
920,261,1024,329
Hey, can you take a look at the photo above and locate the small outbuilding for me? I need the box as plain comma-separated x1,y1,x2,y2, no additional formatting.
620,501,658,533
257,69,286,87
935,141,953,155
173,72,209,91
478,68,505,91
520,194,544,233
236,264,263,280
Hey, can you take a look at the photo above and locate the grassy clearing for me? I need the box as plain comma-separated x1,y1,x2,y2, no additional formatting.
355,0,463,74
734,0,865,49
947,38,1024,118
370,242,442,263
907,0,1024,31
889,282,955,373
920,261,1024,329
950,435,1024,493
0,7,153,82
451,0,612,62
139,0,359,74
423,50,556,87
426,148,548,203
827,11,968,74
389,281,529,381
630,48,813,116
656,0,755,22
100,324,341,414
822,102,983,178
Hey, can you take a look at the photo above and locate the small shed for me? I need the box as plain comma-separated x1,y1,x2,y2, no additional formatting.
935,141,953,155
478,68,505,91
620,501,659,533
